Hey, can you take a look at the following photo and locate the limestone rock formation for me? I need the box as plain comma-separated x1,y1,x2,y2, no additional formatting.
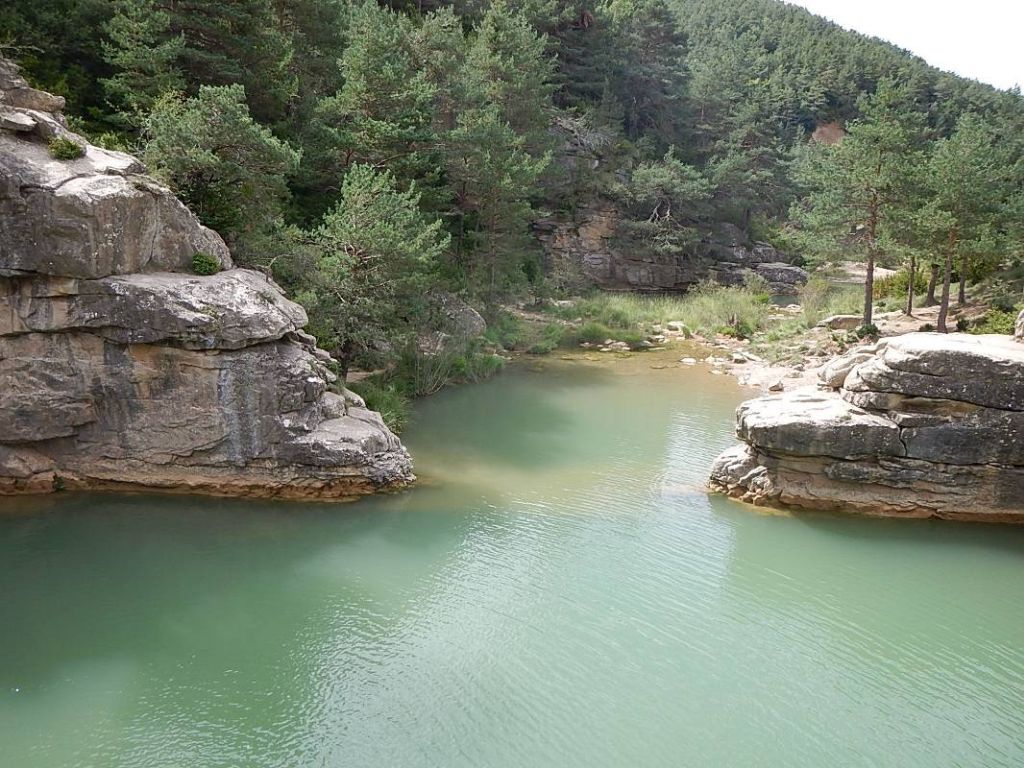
709,333,1024,522
704,224,808,294
535,200,807,293
0,58,413,499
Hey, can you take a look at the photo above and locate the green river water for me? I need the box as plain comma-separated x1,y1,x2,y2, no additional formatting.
2,352,1023,767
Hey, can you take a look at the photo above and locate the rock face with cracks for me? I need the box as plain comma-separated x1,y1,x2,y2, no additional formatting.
0,58,413,499
709,333,1024,522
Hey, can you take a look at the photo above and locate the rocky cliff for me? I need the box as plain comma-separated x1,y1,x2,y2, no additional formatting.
709,332,1024,522
0,59,413,499
534,204,807,294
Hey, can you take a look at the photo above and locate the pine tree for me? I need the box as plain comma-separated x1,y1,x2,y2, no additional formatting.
790,80,925,326
297,164,449,372
463,0,555,156
926,113,1008,332
607,0,689,147
445,104,549,303
142,85,300,254
101,0,184,129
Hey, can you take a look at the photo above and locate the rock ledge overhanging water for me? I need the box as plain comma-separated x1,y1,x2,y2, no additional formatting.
709,329,1024,522
0,58,413,499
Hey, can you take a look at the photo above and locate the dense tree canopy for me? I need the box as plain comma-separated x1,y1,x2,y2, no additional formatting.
3,0,1023,358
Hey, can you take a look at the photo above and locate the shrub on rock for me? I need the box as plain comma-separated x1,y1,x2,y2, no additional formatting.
48,136,85,160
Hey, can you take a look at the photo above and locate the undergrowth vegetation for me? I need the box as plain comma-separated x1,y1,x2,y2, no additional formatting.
345,343,506,432
798,278,862,327
547,281,772,341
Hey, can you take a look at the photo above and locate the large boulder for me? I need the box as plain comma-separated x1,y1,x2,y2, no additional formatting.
844,333,1024,411
710,332,1024,522
1,270,307,349
736,391,904,460
0,134,230,278
753,262,809,293
0,57,413,499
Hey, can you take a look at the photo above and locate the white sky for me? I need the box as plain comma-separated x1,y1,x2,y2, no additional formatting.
787,0,1024,91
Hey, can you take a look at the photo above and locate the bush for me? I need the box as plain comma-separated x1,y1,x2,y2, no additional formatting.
48,136,85,160
483,311,523,350
191,252,220,275
575,321,615,344
677,282,769,339
393,343,504,397
873,268,927,300
969,307,1020,335
855,323,879,339
526,323,565,355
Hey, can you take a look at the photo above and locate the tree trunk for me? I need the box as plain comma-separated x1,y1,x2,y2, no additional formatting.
937,229,957,333
863,193,878,327
924,263,938,306
863,250,875,326
904,252,916,317
957,251,968,305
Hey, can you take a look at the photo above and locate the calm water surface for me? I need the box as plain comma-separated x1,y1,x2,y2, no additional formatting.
2,352,1023,767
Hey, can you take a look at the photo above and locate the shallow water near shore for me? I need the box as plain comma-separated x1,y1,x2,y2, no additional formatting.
2,351,1023,767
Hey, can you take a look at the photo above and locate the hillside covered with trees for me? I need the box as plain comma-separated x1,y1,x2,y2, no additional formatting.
3,0,1023,366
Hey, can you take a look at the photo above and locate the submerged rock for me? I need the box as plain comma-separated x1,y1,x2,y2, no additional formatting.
709,332,1024,522
0,59,413,499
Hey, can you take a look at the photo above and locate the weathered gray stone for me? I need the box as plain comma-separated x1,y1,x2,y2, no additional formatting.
754,262,809,292
711,332,1024,522
430,290,486,339
0,135,231,278
710,444,1024,522
845,333,1024,411
0,63,413,500
736,391,905,459
818,314,862,331
1,270,307,349
1016,309,1024,341
818,347,876,388
0,58,65,113
0,107,36,132
901,408,1024,466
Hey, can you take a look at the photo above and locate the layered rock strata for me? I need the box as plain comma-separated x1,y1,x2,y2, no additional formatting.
709,333,1024,522
534,200,808,293
0,59,413,498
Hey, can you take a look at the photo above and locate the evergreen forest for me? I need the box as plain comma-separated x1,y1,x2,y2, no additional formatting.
4,0,1023,371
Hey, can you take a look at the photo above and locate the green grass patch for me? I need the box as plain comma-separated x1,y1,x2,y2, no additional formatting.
799,278,862,327
526,323,566,355
560,283,771,340
482,310,523,350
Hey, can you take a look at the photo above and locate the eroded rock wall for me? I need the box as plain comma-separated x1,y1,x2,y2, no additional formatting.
709,333,1024,522
0,59,413,499
534,200,807,293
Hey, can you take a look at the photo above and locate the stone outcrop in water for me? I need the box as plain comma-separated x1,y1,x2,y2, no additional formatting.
709,333,1024,522
0,59,413,498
